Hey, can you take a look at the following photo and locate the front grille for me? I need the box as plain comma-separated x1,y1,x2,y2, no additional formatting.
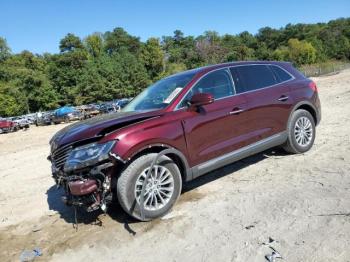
52,144,73,169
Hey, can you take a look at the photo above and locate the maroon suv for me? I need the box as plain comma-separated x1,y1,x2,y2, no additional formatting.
49,61,321,221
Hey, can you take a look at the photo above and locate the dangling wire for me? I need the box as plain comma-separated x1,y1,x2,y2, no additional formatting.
73,206,78,231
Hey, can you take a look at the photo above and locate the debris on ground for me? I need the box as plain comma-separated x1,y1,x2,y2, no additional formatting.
245,224,255,229
31,224,42,232
244,221,258,230
19,247,42,261
265,247,283,262
261,236,278,245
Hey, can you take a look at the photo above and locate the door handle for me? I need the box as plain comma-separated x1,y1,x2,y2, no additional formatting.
278,95,289,102
229,108,244,115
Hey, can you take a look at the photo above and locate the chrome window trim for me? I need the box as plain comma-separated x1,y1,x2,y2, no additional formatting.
227,67,237,95
174,63,295,111
230,64,296,95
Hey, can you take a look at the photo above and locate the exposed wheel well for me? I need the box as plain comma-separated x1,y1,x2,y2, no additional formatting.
129,146,187,183
296,104,317,125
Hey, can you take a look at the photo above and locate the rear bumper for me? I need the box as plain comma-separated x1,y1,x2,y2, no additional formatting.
316,107,321,125
0,127,11,133
314,94,322,125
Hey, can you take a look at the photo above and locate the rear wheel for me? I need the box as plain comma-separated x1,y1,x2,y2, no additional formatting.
117,153,182,221
283,109,316,154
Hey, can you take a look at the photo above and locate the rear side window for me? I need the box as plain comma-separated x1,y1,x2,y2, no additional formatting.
270,65,293,82
231,65,277,92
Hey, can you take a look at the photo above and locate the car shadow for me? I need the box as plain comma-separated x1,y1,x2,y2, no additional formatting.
182,147,288,193
46,147,288,232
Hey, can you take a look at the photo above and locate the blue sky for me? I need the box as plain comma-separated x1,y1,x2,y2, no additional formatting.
1,0,349,54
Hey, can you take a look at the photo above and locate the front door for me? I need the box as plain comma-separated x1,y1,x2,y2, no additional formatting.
176,69,249,169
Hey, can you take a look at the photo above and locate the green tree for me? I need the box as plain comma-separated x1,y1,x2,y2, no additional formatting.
288,38,317,65
257,27,282,50
84,33,104,58
0,83,27,116
59,33,84,52
272,46,289,61
140,38,165,80
0,37,11,61
47,49,88,105
76,51,149,104
104,27,141,55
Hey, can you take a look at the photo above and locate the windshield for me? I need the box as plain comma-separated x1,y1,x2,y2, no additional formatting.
123,71,196,112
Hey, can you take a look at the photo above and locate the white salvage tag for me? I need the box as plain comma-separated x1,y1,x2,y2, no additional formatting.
164,87,182,104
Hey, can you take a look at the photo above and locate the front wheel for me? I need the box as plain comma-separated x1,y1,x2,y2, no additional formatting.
117,153,182,221
283,109,316,154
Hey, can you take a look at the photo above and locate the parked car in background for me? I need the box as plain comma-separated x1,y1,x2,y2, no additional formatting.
76,105,100,119
0,119,17,133
99,103,116,114
35,111,53,126
85,104,101,118
25,114,36,125
116,98,130,111
10,117,30,129
52,107,83,124
49,61,321,221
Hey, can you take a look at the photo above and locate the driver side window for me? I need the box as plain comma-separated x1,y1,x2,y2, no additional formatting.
179,69,234,107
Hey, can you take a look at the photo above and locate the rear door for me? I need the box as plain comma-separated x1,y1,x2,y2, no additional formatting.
230,64,294,143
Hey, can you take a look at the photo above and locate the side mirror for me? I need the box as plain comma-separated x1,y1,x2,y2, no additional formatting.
189,93,214,108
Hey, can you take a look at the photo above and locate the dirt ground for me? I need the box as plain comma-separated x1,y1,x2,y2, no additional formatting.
1,70,350,262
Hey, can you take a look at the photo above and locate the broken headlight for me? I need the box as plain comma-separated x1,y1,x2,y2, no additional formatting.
64,141,115,172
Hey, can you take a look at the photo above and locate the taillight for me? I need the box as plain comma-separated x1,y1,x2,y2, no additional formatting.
309,81,318,92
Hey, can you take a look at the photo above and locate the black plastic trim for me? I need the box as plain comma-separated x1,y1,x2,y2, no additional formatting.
190,131,287,179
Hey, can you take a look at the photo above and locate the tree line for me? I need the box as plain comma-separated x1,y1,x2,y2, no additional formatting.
0,17,349,117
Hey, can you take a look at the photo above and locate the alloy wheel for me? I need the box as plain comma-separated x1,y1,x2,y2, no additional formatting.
294,116,313,147
135,165,174,211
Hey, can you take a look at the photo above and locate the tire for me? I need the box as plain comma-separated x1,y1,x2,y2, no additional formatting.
283,109,316,154
117,153,182,221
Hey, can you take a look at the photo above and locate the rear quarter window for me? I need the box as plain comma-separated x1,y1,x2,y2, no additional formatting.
234,65,277,92
270,65,293,82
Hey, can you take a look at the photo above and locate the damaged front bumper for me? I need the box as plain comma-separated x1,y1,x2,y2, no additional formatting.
52,161,115,212
49,140,125,213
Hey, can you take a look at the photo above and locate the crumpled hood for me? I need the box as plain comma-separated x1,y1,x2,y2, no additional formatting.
50,110,162,150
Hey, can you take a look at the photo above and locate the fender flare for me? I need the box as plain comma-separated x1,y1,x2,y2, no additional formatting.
287,100,319,128
114,143,193,182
